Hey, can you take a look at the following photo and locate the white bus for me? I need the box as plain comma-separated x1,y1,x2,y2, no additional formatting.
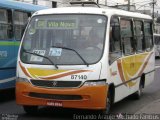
16,1,155,114
154,33,160,57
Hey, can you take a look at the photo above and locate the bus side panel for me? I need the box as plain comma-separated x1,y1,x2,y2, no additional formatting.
0,69,16,89
128,52,155,95
129,77,141,96
112,51,155,103
109,60,130,103
145,72,155,87
143,51,155,87
114,86,130,103
0,41,16,90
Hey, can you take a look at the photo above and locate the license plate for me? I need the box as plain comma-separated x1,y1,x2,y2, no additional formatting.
46,100,63,107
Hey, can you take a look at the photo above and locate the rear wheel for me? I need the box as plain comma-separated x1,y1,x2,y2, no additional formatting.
23,105,38,114
133,82,143,100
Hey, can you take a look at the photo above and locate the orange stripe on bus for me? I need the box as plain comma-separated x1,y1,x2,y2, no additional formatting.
40,70,91,80
19,61,31,78
138,52,153,76
117,60,127,87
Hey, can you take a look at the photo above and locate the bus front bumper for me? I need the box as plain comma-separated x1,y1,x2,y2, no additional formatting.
16,82,108,110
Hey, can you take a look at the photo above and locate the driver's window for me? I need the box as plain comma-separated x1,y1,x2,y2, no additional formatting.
109,16,122,64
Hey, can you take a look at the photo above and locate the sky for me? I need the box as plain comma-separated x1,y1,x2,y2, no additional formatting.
99,0,160,13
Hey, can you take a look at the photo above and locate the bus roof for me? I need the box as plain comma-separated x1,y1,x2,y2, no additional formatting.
34,7,152,20
0,0,48,12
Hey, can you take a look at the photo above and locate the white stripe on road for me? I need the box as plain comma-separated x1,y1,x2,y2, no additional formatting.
0,77,16,84
155,66,160,69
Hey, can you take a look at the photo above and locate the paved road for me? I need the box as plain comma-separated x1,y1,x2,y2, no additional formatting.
0,59,160,120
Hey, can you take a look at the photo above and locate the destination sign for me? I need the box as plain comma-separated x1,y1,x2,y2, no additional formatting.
36,19,77,29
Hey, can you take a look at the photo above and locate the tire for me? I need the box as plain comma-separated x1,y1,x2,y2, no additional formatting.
133,83,143,100
101,91,111,114
106,91,111,114
23,105,38,114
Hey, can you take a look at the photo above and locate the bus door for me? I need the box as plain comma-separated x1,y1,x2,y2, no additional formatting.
109,16,131,100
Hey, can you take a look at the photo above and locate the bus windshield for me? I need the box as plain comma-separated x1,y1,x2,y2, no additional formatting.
20,14,107,65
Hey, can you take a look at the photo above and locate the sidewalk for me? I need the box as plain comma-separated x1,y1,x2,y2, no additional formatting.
136,99,160,114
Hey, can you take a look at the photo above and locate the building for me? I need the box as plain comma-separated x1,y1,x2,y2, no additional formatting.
15,0,73,7
15,0,108,7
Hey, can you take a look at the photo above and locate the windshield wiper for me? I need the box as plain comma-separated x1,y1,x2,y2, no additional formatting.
51,46,89,67
22,49,58,69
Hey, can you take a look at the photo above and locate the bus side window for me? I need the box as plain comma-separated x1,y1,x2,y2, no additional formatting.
144,22,153,51
134,20,144,52
0,9,13,40
109,16,121,64
120,19,134,55
14,11,29,40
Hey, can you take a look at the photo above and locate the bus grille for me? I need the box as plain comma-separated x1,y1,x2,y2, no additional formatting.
30,80,82,88
28,92,82,100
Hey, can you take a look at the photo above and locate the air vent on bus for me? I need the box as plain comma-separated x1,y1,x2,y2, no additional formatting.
29,92,83,100
30,80,82,88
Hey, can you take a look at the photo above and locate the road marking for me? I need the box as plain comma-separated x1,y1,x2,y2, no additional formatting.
155,66,160,69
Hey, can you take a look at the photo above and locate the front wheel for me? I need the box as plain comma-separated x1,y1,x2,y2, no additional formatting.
101,91,111,114
106,91,111,113
23,105,38,114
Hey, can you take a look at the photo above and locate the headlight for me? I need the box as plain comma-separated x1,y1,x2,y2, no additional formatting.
16,77,30,83
83,80,106,86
